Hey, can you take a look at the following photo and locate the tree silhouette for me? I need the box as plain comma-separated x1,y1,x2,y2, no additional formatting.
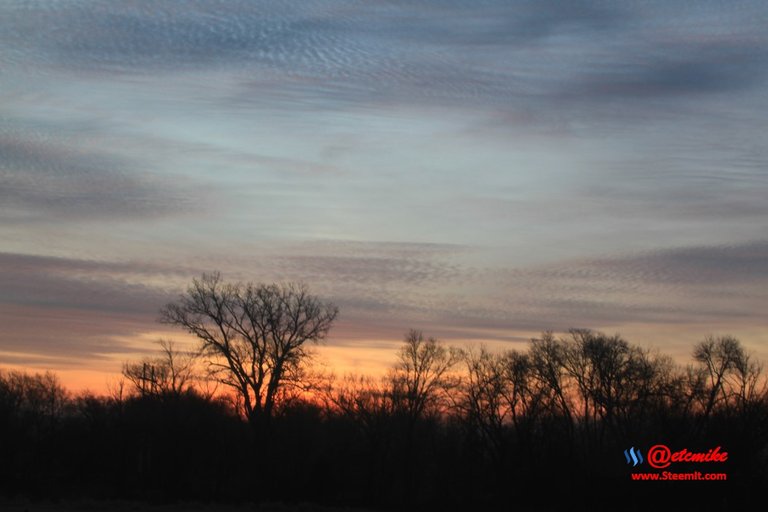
160,272,338,426
1,327,767,510
457,346,510,476
694,335,746,421
389,329,460,425
122,339,198,398
529,332,574,434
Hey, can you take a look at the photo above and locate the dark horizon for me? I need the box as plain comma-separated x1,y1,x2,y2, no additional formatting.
2,324,765,511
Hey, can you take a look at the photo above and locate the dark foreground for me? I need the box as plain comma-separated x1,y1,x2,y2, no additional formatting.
2,332,766,511
0,501,370,512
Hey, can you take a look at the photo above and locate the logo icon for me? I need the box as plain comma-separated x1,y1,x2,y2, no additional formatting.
624,447,644,466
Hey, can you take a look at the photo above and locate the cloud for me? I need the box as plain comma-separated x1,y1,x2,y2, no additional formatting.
3,0,764,114
567,41,768,100
3,0,623,68
1,240,766,367
0,129,197,222
271,240,467,286
378,0,625,46
229,240,477,324
1,1,766,376
0,252,179,365
587,241,768,287
232,240,768,338
0,242,469,365
1,1,362,72
277,240,768,337
486,241,768,330
0,304,152,365
0,251,195,307
572,140,768,228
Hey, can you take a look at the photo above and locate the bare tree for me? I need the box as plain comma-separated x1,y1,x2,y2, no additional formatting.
0,369,67,434
501,350,549,443
529,332,574,430
325,374,394,447
730,352,765,416
123,339,198,398
160,272,338,425
389,329,461,425
458,346,509,463
693,335,745,420
561,329,663,440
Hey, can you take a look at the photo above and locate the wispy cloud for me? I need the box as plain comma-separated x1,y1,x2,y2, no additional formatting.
483,241,768,330
3,1,765,112
239,240,768,337
0,130,198,223
0,252,177,364
564,41,767,101
0,242,467,365
1,238,766,367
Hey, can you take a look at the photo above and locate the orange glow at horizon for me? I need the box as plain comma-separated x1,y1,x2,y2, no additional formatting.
4,321,768,396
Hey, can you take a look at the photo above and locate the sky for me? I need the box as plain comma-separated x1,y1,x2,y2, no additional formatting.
2,0,767,391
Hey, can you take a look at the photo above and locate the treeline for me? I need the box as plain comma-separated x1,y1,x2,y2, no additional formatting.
1,329,767,511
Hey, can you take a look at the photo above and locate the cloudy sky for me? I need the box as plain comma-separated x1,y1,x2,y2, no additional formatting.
2,0,767,390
